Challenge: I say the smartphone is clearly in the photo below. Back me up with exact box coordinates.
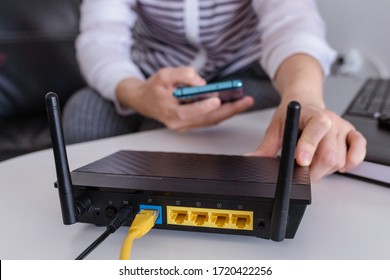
[173,80,244,104]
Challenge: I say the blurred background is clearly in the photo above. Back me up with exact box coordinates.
[0,0,389,161]
[318,0,390,78]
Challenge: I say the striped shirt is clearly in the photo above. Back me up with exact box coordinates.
[77,0,336,114]
[131,0,262,79]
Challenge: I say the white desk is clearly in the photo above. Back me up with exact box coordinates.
[1,77,389,260]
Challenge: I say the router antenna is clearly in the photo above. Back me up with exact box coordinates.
[270,101,301,241]
[45,92,77,225]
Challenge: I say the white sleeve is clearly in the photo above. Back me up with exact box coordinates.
[253,0,337,79]
[76,0,144,115]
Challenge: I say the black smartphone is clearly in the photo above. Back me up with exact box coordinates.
[173,80,244,104]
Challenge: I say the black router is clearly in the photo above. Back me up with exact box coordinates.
[46,92,311,241]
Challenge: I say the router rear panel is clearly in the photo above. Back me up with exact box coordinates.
[69,151,311,240]
[74,186,308,239]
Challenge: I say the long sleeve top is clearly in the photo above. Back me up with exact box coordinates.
[76,0,337,114]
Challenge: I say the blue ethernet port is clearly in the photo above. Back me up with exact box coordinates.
[139,205,163,224]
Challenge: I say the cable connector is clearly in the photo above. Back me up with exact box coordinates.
[107,207,133,233]
[75,206,133,260]
[120,209,159,260]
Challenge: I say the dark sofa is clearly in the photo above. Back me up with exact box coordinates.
[0,0,86,161]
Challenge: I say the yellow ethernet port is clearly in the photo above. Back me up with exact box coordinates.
[232,214,251,229]
[167,206,253,231]
[211,213,229,227]
[170,210,188,224]
[190,211,209,226]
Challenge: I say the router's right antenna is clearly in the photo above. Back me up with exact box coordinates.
[45,92,77,225]
[270,101,301,241]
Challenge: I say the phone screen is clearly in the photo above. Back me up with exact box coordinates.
[173,80,244,103]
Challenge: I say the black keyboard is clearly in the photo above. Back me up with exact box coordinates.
[346,79,390,118]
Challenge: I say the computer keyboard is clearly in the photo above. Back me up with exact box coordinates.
[346,79,390,118]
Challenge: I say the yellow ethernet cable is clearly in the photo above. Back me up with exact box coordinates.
[119,209,159,260]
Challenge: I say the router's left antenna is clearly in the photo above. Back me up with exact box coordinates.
[45,92,77,225]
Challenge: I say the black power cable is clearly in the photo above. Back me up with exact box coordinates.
[75,207,133,260]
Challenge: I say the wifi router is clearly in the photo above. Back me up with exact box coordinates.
[46,92,311,242]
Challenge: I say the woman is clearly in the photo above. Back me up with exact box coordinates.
[64,0,366,181]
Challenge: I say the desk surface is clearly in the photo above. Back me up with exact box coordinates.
[1,77,389,260]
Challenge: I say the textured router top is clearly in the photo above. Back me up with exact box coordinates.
[75,150,309,184]
[71,150,311,202]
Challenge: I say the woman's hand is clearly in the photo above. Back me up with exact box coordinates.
[248,54,366,182]
[250,99,367,182]
[116,66,254,131]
